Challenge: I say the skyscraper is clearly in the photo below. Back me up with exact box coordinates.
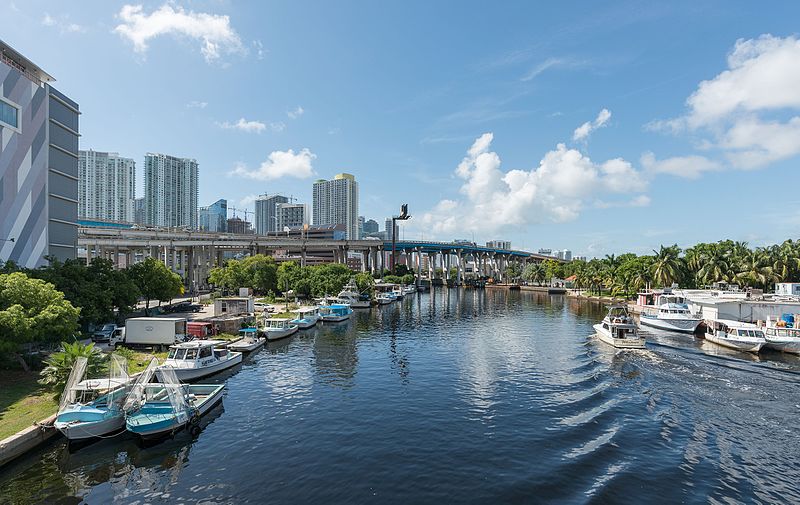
[134,198,145,225]
[363,219,379,234]
[385,218,394,241]
[0,39,79,267]
[312,173,359,240]
[276,202,307,231]
[79,150,135,223]
[199,199,227,232]
[254,194,288,235]
[358,216,365,239]
[144,153,198,229]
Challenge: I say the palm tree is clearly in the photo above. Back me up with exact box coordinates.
[651,245,682,287]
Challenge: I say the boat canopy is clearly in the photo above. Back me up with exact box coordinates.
[58,356,88,413]
[156,366,188,416]
[123,358,159,414]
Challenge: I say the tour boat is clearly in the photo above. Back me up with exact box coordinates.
[319,304,353,322]
[593,305,646,349]
[227,327,265,352]
[637,289,702,333]
[161,340,243,381]
[262,317,300,340]
[291,307,321,329]
[703,319,766,353]
[336,282,371,308]
[54,355,133,440]
[761,316,800,354]
[124,366,225,440]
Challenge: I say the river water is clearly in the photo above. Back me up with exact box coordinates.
[1,290,799,504]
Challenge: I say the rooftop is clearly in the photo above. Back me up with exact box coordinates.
[0,39,54,85]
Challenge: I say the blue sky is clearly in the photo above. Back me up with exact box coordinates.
[5,0,800,256]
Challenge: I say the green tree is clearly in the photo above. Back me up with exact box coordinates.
[127,257,183,314]
[354,272,375,296]
[0,272,80,371]
[522,262,546,285]
[651,245,683,287]
[505,262,522,282]
[38,341,105,393]
[309,263,354,297]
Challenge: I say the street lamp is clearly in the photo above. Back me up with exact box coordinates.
[390,204,411,274]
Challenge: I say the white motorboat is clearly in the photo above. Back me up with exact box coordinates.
[593,305,646,349]
[703,319,766,353]
[637,289,702,333]
[124,366,225,440]
[376,294,393,305]
[403,284,416,295]
[262,317,299,340]
[291,307,321,329]
[337,282,372,308]
[54,355,133,440]
[762,316,800,354]
[162,340,243,381]
[227,328,265,352]
[319,304,353,322]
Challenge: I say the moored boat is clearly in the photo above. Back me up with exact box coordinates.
[227,327,265,352]
[319,303,353,322]
[763,315,800,354]
[291,307,321,329]
[161,340,242,381]
[54,355,133,441]
[337,281,372,308]
[637,289,702,333]
[593,305,646,349]
[703,319,766,353]
[262,317,300,340]
[376,293,393,305]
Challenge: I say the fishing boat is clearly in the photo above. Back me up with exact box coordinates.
[124,366,225,440]
[162,340,242,381]
[227,327,265,352]
[637,289,702,333]
[54,355,132,440]
[262,317,300,340]
[337,281,371,308]
[593,305,646,349]
[763,315,800,354]
[319,303,353,322]
[291,307,321,329]
[703,319,766,353]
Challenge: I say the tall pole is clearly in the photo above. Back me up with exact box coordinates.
[391,217,397,274]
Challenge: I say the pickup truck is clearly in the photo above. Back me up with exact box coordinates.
[92,323,118,342]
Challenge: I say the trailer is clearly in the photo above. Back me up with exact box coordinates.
[114,317,188,348]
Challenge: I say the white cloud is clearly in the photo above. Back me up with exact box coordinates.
[650,34,800,171]
[186,100,208,109]
[573,108,611,141]
[521,57,587,82]
[231,149,317,181]
[217,118,266,133]
[417,134,647,236]
[42,13,85,33]
[270,122,286,132]
[238,194,259,207]
[252,40,265,60]
[287,106,304,119]
[641,152,722,179]
[114,4,244,63]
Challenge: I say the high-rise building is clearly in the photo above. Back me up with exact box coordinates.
[312,173,359,240]
[199,199,227,232]
[276,202,307,231]
[563,249,572,261]
[78,150,135,223]
[363,219,379,235]
[254,194,288,235]
[538,248,553,256]
[144,153,198,229]
[385,218,394,241]
[358,216,365,239]
[0,40,79,267]
[134,198,145,225]
[227,216,253,234]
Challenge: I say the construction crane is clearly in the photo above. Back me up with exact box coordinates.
[227,206,254,222]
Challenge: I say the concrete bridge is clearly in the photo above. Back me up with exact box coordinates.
[77,227,558,291]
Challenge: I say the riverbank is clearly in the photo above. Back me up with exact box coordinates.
[565,290,626,303]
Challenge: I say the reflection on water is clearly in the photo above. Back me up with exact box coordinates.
[1,289,800,504]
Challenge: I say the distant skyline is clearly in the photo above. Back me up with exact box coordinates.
[6,1,800,256]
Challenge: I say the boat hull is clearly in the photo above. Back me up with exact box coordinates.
[704,333,764,353]
[126,385,225,440]
[764,337,800,354]
[227,339,265,352]
[55,413,125,440]
[265,326,299,341]
[292,318,319,329]
[593,324,646,349]
[321,315,350,322]
[640,316,701,333]
[167,353,243,382]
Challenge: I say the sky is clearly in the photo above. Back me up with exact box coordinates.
[5,0,800,257]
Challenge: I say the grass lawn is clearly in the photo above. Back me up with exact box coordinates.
[0,371,59,441]
[121,350,168,374]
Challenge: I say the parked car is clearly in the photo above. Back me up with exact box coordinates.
[92,323,118,342]
[167,301,202,313]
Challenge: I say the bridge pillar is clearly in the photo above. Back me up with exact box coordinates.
[444,252,451,285]
[415,248,422,286]
[456,249,463,286]
[428,252,435,282]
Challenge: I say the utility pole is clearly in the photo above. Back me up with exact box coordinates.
[390,204,411,274]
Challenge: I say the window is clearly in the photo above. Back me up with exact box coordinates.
[0,98,19,130]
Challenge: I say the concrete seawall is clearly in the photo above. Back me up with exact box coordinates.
[0,414,59,468]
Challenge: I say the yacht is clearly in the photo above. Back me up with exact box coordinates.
[124,366,225,440]
[593,305,646,349]
[762,316,800,354]
[227,327,265,353]
[403,284,416,295]
[54,355,132,440]
[319,304,353,322]
[337,282,371,308]
[262,317,300,340]
[637,289,702,333]
[291,307,321,329]
[703,319,766,353]
[162,340,242,381]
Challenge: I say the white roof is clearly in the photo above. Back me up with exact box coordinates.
[294,307,318,313]
[170,339,226,348]
[71,377,130,391]
[707,318,760,329]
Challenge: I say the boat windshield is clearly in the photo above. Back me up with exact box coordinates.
[168,348,187,360]
[737,329,762,338]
